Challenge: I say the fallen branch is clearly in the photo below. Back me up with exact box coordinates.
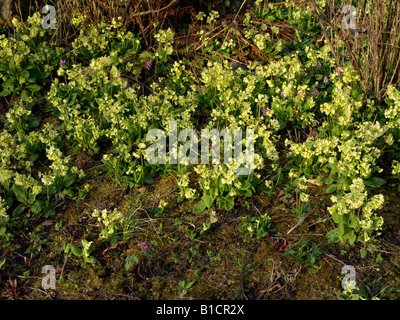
[130,0,179,18]
[285,205,318,236]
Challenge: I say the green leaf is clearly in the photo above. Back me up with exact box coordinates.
[342,229,356,246]
[193,200,207,213]
[283,249,295,257]
[348,211,358,228]
[218,197,226,210]
[125,255,139,271]
[21,90,29,102]
[241,181,252,190]
[3,78,13,89]
[0,90,10,97]
[384,98,393,105]
[31,201,42,214]
[331,211,341,224]
[348,232,357,246]
[63,175,76,188]
[325,184,337,194]
[5,197,13,208]
[203,195,214,209]
[225,196,235,211]
[326,229,340,243]
[143,176,156,185]
[64,189,75,197]
[365,177,386,188]
[28,116,41,128]
[12,204,26,216]
[360,248,368,259]
[21,70,30,81]
[351,88,359,99]
[338,222,345,235]
[12,185,28,204]
[28,192,37,205]
[27,84,41,92]
[85,256,98,264]
[69,244,83,257]
[322,176,334,185]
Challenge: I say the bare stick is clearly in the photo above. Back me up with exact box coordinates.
[130,0,179,18]
[308,0,341,68]
[285,205,318,236]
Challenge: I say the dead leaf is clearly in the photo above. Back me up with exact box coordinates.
[307,179,321,186]
[102,241,123,256]
[41,220,53,227]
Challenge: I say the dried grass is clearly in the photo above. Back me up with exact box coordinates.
[309,0,400,103]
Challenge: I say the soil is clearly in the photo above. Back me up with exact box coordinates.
[1,171,399,300]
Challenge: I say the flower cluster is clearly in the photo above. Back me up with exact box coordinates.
[1,8,396,253]
[154,28,174,62]
[92,208,124,242]
[328,178,384,244]
[0,12,61,100]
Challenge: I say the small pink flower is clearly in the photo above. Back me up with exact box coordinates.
[198,87,204,94]
[312,88,318,96]
[262,107,267,116]
[138,242,150,253]
[335,67,343,78]
[59,59,66,67]
[316,61,322,69]
[145,60,152,70]
[280,89,285,97]
[324,76,328,83]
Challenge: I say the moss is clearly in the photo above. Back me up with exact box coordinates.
[2,165,399,300]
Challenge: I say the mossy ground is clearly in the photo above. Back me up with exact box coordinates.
[1,166,399,300]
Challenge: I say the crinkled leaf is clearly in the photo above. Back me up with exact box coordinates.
[326,229,340,243]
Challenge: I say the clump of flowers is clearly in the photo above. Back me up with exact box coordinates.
[154,28,175,63]
[327,178,384,245]
[92,208,124,244]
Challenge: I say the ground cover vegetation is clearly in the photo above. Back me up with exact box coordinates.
[0,0,399,300]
